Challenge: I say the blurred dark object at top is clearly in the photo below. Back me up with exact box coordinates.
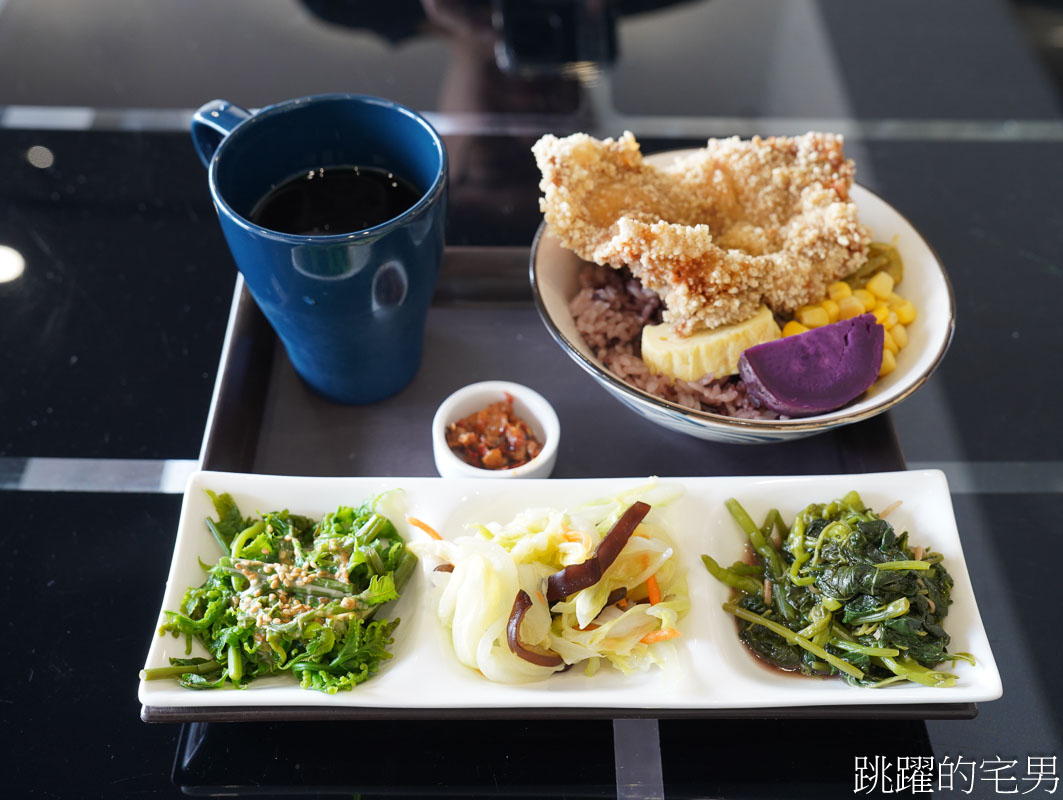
[299,0,702,76]
[1011,0,1063,106]
[299,0,429,43]
[492,0,618,77]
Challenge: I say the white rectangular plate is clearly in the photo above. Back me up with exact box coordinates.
[139,469,1000,712]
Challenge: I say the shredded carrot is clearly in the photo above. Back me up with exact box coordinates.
[577,623,601,632]
[562,528,593,551]
[646,574,662,605]
[640,627,681,645]
[536,590,545,604]
[616,598,629,610]
[407,516,442,540]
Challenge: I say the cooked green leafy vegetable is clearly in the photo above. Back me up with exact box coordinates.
[142,490,416,693]
[704,492,970,688]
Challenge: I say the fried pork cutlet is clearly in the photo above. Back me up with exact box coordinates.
[532,131,870,335]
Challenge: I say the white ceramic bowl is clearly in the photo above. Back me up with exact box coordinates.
[432,381,561,478]
[530,149,955,444]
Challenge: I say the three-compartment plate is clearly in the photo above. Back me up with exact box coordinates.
[139,469,1000,718]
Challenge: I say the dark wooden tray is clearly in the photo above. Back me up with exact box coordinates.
[142,247,976,722]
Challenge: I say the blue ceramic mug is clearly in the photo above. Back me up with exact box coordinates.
[191,94,447,404]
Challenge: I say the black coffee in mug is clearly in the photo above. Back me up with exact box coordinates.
[191,94,447,404]
[249,165,421,235]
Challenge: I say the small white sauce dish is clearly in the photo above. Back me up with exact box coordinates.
[432,381,560,479]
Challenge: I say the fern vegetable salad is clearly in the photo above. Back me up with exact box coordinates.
[409,483,689,683]
[142,490,416,693]
[702,492,973,688]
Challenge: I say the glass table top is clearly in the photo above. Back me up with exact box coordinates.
[1,0,1060,796]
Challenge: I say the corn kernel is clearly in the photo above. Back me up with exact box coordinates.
[871,302,890,325]
[891,323,908,349]
[828,281,852,301]
[894,299,917,325]
[866,271,895,299]
[879,348,896,377]
[797,306,830,328]
[887,292,905,308]
[883,310,898,330]
[782,320,808,337]
[820,298,840,323]
[853,288,876,312]
[883,329,899,355]
[838,295,865,320]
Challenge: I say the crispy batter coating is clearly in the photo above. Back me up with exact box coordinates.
[532,131,870,334]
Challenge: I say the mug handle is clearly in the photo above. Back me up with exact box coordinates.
[191,100,251,167]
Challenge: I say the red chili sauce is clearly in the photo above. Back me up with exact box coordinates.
[446,394,543,470]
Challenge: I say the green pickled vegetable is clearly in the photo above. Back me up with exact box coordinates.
[703,493,968,688]
[847,241,904,288]
[145,491,415,693]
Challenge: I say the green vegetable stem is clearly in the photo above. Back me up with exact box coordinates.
[724,498,796,621]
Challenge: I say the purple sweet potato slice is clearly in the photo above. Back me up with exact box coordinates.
[738,314,884,417]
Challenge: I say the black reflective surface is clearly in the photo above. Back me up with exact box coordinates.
[2,0,1062,797]
[0,130,233,459]
[174,719,618,797]
[1,492,185,794]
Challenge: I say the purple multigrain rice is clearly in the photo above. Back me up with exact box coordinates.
[569,264,781,420]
